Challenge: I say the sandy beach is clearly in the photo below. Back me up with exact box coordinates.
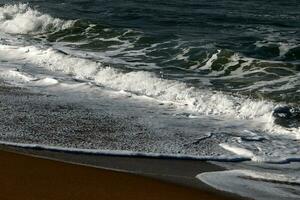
[0,81,250,200]
[0,149,247,200]
[0,1,299,199]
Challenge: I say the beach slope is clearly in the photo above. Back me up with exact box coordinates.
[0,150,241,200]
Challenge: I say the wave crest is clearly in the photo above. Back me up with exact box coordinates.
[0,44,275,122]
[0,3,74,34]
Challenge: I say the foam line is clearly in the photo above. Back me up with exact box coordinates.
[0,44,275,122]
[0,141,249,162]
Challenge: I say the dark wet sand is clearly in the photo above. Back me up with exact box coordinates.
[0,83,249,200]
[0,149,247,200]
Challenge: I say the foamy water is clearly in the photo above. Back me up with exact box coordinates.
[0,44,276,120]
[197,169,300,200]
[0,2,299,199]
[0,4,74,34]
[0,2,298,158]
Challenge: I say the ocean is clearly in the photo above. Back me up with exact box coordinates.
[0,0,299,199]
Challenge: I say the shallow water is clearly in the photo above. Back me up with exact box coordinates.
[0,1,299,199]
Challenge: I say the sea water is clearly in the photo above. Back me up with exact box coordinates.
[0,1,299,199]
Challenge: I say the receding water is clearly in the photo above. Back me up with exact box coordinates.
[0,1,299,199]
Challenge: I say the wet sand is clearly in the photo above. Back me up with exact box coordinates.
[0,149,246,200]
[0,83,249,200]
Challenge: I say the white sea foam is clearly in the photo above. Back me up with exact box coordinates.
[34,77,59,86]
[220,138,300,164]
[219,143,255,160]
[0,69,34,83]
[0,44,275,121]
[197,169,300,200]
[0,4,74,34]
[193,50,221,70]
[0,7,299,195]
[0,43,299,139]
[0,141,248,162]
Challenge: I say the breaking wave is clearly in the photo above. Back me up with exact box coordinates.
[0,3,299,138]
[0,3,74,34]
[4,43,300,142]
[0,44,275,121]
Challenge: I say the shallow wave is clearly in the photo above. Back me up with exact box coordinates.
[0,44,276,122]
[0,3,74,34]
[0,141,248,162]
[0,3,299,200]
[1,3,298,105]
[0,2,299,162]
[2,43,300,140]
[220,141,300,163]
[197,169,300,200]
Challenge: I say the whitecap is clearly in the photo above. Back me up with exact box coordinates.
[0,4,74,34]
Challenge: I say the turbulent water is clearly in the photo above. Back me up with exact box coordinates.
[0,1,299,199]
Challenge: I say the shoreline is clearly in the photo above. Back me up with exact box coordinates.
[0,83,250,199]
[0,144,223,190]
[0,147,248,200]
